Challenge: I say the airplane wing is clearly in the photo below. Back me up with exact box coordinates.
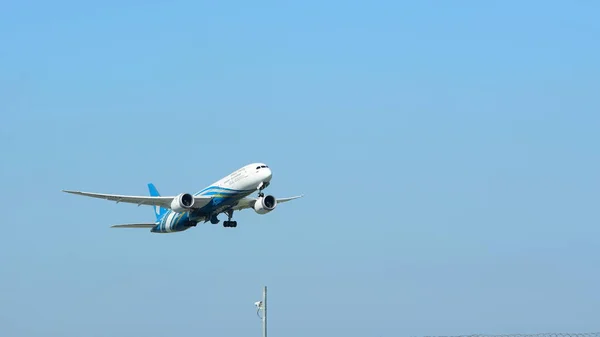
[62,190,213,209]
[231,195,304,211]
[276,195,304,203]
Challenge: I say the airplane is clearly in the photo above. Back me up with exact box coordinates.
[62,163,303,233]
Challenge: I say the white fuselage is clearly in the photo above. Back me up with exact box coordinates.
[207,163,273,193]
[151,163,272,233]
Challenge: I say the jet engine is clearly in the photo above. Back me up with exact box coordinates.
[170,193,194,213]
[254,195,277,214]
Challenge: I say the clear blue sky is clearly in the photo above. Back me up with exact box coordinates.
[1,1,599,336]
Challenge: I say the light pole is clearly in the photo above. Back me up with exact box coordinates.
[254,286,267,337]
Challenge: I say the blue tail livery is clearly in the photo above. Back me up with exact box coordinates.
[147,183,168,221]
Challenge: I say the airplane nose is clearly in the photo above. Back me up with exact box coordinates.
[264,168,272,182]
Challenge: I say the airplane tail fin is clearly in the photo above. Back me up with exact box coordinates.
[148,183,168,221]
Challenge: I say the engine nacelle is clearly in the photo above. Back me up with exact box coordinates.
[254,195,277,214]
[170,193,194,213]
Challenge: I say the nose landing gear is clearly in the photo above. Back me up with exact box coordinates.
[257,181,270,198]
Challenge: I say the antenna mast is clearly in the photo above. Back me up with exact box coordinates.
[255,286,267,337]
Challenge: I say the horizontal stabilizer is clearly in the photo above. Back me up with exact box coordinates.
[111,223,156,229]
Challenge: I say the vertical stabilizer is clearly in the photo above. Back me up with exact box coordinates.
[148,183,168,221]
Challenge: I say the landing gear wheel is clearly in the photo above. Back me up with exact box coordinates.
[223,221,237,228]
[223,210,237,227]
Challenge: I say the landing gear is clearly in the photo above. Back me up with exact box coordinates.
[223,221,237,228]
[223,209,237,228]
[257,181,269,198]
[210,214,220,224]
